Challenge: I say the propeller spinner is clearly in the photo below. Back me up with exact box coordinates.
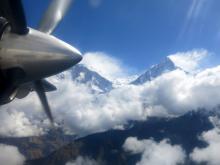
[0,0,82,125]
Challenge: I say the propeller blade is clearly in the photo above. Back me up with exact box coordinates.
[41,79,57,92]
[38,0,73,34]
[34,80,54,124]
[0,0,28,34]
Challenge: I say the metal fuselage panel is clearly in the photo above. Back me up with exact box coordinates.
[0,28,82,84]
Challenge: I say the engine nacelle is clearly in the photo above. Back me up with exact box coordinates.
[15,84,31,99]
[0,85,18,105]
[0,67,27,105]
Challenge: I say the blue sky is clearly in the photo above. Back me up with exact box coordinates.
[23,0,220,72]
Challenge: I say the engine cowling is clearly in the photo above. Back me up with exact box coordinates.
[0,84,18,105]
[0,67,26,105]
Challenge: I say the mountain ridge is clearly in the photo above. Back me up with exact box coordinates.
[131,57,178,85]
[59,56,182,89]
[26,110,215,165]
[56,64,113,93]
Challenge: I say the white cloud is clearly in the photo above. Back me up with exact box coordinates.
[190,117,220,165]
[49,78,146,135]
[3,64,220,137]
[169,49,209,72]
[51,65,220,135]
[0,144,25,165]
[123,137,145,154]
[123,137,186,165]
[1,50,220,137]
[81,52,132,81]
[66,156,98,165]
[0,108,43,137]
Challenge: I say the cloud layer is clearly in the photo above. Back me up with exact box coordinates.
[49,64,220,136]
[81,52,132,81]
[123,137,186,165]
[190,116,220,165]
[169,49,209,72]
[0,144,25,165]
[1,50,220,137]
[0,108,43,137]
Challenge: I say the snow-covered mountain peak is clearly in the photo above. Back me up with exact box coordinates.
[55,57,179,90]
[54,56,182,91]
[131,57,177,85]
[56,64,113,93]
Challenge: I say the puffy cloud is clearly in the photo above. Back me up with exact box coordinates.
[0,144,25,165]
[123,137,186,165]
[48,77,146,135]
[66,156,98,165]
[3,64,220,137]
[0,89,52,137]
[2,50,220,137]
[50,66,220,135]
[0,108,43,137]
[123,137,145,154]
[169,49,209,72]
[190,117,220,165]
[142,66,220,115]
[81,52,132,81]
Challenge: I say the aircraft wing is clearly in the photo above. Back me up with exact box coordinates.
[0,0,28,34]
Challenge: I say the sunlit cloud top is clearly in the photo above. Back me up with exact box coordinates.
[169,49,210,73]
[81,52,135,81]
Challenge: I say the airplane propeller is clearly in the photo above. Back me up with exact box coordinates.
[38,0,73,34]
[1,0,74,125]
[34,0,73,124]
[34,80,54,124]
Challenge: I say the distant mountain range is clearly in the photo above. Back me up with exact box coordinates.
[26,110,215,165]
[57,56,180,90]
[1,57,212,165]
